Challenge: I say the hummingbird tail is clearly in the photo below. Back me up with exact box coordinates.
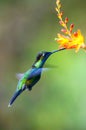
[8,90,22,107]
[8,85,26,107]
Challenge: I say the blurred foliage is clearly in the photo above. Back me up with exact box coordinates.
[0,0,86,130]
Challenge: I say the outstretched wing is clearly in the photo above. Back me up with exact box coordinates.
[16,73,24,80]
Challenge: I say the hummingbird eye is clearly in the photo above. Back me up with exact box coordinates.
[36,52,43,60]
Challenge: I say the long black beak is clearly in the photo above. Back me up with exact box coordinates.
[8,90,23,107]
[51,48,66,54]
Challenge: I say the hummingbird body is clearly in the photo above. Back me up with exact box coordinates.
[8,48,65,107]
[8,51,52,107]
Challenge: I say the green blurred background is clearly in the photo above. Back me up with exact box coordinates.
[0,0,86,130]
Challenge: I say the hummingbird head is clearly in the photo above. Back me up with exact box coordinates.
[32,51,52,68]
[32,48,65,68]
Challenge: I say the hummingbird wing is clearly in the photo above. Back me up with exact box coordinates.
[16,73,24,80]
[16,68,49,80]
[27,68,49,79]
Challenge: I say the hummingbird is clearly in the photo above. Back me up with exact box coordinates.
[8,48,65,107]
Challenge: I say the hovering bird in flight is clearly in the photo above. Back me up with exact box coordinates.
[8,48,65,107]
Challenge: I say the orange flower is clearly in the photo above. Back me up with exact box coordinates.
[55,0,86,52]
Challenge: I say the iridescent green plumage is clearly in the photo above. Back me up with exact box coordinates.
[8,48,65,107]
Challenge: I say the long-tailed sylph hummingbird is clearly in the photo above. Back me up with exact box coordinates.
[8,48,65,107]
